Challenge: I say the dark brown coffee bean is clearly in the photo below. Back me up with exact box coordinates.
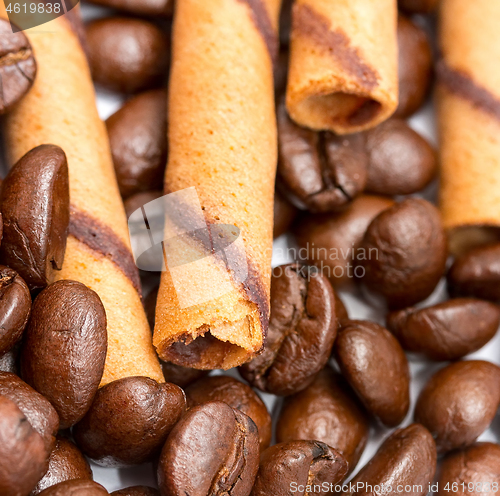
[21,280,107,429]
[161,362,209,388]
[276,367,369,472]
[0,19,37,114]
[334,320,410,427]
[38,480,109,495]
[415,360,500,453]
[106,90,167,198]
[31,436,92,495]
[395,16,433,118]
[448,243,500,302]
[360,198,448,309]
[74,376,186,467]
[294,195,394,287]
[158,401,260,496]
[273,190,297,238]
[85,0,172,17]
[0,395,49,496]
[0,372,59,453]
[124,191,163,219]
[0,145,70,292]
[341,424,436,496]
[398,0,438,14]
[86,18,169,94]
[186,375,272,451]
[111,487,159,496]
[0,266,31,355]
[387,298,500,361]
[364,119,437,195]
[437,443,500,496]
[277,101,368,213]
[250,441,348,496]
[239,263,337,396]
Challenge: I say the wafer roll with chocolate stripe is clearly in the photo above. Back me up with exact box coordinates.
[437,0,500,255]
[0,5,164,385]
[153,0,280,370]
[285,0,398,134]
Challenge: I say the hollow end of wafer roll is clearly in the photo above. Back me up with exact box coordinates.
[154,250,268,370]
[285,0,398,134]
[157,326,258,370]
[287,85,385,134]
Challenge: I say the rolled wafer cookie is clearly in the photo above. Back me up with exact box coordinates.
[437,0,500,256]
[285,0,398,134]
[0,5,164,385]
[153,0,280,369]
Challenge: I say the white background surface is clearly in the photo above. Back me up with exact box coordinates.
[77,4,500,493]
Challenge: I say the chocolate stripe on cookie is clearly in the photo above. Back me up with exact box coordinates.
[237,0,278,64]
[437,60,500,121]
[69,206,141,294]
[293,3,379,91]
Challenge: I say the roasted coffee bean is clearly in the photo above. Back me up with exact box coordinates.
[395,16,433,118]
[448,243,500,302]
[0,266,31,355]
[360,198,448,309]
[107,90,167,198]
[21,280,107,429]
[250,441,348,496]
[85,0,172,17]
[341,424,436,496]
[334,320,410,427]
[294,195,394,287]
[437,443,500,496]
[0,19,37,114]
[387,298,500,361]
[0,145,70,292]
[31,436,92,495]
[158,401,260,496]
[276,367,369,472]
[273,190,297,238]
[86,18,169,94]
[74,376,186,467]
[239,263,337,396]
[111,487,159,496]
[38,480,109,495]
[415,360,500,453]
[186,375,272,451]
[398,0,438,14]
[0,395,49,496]
[161,362,209,388]
[364,119,437,195]
[124,191,163,219]
[277,101,368,213]
[0,371,59,453]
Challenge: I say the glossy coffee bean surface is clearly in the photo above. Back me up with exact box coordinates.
[240,263,337,396]
[21,280,107,429]
[158,401,260,496]
[415,360,500,453]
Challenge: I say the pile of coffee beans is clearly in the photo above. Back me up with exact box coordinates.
[0,1,499,495]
